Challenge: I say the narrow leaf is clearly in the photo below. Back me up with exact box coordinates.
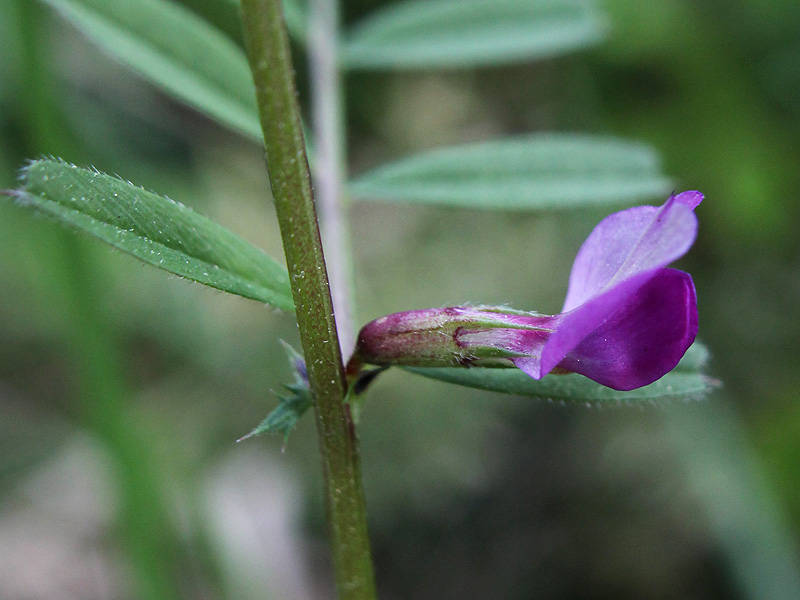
[349,134,672,210]
[8,159,294,310]
[406,343,718,404]
[41,0,262,140]
[342,0,607,70]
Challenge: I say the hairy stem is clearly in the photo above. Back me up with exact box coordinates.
[309,0,356,356]
[239,1,377,598]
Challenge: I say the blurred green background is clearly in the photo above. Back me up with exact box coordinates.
[1,0,799,599]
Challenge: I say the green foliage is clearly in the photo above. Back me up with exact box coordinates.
[349,134,670,209]
[40,0,262,140]
[7,159,294,309]
[406,343,716,403]
[342,0,607,69]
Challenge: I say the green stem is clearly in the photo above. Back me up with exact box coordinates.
[238,1,377,599]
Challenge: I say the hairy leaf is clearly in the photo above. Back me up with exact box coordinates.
[406,343,717,403]
[349,134,671,210]
[342,0,607,69]
[41,0,262,140]
[8,160,293,310]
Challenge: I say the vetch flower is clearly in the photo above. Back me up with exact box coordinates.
[350,191,702,391]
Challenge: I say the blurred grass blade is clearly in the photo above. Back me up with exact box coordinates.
[40,0,262,140]
[406,343,717,403]
[9,159,294,310]
[342,0,607,70]
[349,134,672,210]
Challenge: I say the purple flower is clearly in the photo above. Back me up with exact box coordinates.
[351,192,702,391]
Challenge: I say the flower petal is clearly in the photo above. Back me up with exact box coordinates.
[511,355,545,380]
[461,325,551,357]
[673,190,703,210]
[535,270,655,378]
[562,191,702,311]
[549,268,698,390]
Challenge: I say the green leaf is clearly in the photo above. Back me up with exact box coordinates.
[8,159,294,310]
[349,134,672,210]
[40,0,262,141]
[406,343,718,404]
[342,0,607,70]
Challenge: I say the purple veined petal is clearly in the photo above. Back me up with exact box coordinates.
[539,268,698,390]
[511,356,545,380]
[460,324,553,356]
[508,318,563,379]
[562,192,703,312]
[511,314,567,379]
[522,270,658,380]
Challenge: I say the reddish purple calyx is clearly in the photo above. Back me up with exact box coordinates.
[351,192,702,391]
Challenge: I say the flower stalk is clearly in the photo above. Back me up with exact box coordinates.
[238,1,376,598]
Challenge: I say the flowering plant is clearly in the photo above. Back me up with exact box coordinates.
[350,191,702,391]
[1,0,724,595]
